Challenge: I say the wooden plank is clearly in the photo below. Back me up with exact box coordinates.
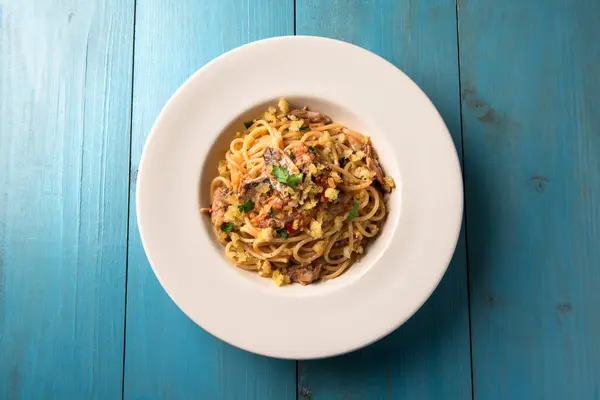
[458,0,600,398]
[296,1,472,399]
[0,1,133,398]
[123,1,295,398]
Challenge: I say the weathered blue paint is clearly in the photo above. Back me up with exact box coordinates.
[0,1,134,398]
[459,0,600,398]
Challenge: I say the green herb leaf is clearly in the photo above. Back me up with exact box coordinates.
[271,165,304,189]
[237,200,254,213]
[244,121,253,129]
[300,126,310,131]
[220,223,234,233]
[339,157,349,168]
[272,165,290,183]
[286,173,304,189]
[289,151,295,161]
[347,202,360,221]
[308,146,317,155]
[276,228,289,239]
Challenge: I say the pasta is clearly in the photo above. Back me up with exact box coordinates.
[201,99,395,286]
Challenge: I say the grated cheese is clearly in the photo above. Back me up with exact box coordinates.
[278,98,289,113]
[257,227,274,242]
[309,220,323,238]
[272,270,291,286]
[289,120,304,132]
[384,176,396,188]
[324,188,339,201]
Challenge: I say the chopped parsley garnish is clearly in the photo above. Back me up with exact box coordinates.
[300,126,310,131]
[237,200,254,213]
[286,173,304,189]
[347,202,360,221]
[244,121,253,129]
[271,165,304,189]
[276,228,289,239]
[289,151,295,161]
[339,157,349,168]
[308,146,317,155]
[220,223,234,233]
[272,165,289,183]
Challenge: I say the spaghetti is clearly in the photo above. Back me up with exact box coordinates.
[201,99,395,286]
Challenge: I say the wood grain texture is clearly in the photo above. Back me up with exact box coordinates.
[296,1,472,399]
[124,1,295,399]
[458,0,600,398]
[0,1,133,398]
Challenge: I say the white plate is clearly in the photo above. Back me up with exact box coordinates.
[137,36,463,359]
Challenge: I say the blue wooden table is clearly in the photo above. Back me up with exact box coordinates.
[1,1,599,399]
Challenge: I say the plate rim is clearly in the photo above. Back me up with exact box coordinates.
[136,35,464,359]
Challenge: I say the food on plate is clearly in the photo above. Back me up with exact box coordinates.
[201,99,395,286]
